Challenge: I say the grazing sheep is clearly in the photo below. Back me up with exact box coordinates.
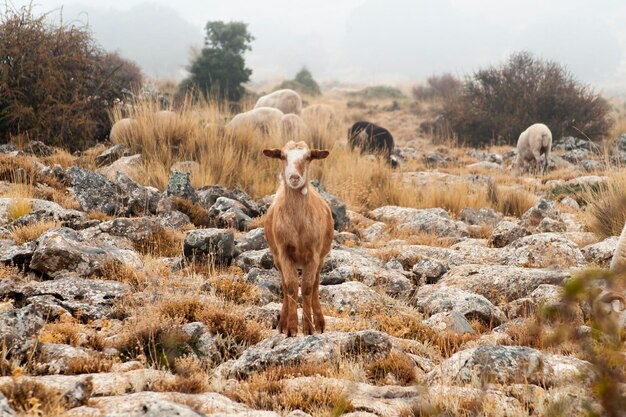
[280,114,309,140]
[263,141,333,336]
[301,104,339,130]
[255,89,302,115]
[515,123,552,175]
[109,118,139,143]
[227,107,284,135]
[348,121,394,159]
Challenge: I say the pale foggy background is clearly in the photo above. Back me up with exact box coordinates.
[10,0,626,92]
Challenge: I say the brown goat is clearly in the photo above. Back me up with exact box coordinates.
[263,141,334,336]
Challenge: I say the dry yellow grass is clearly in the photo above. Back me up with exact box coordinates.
[224,367,353,416]
[7,198,32,220]
[582,168,626,238]
[10,220,60,244]
[487,180,537,217]
[0,264,18,279]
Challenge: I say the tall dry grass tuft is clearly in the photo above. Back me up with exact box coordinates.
[109,93,428,212]
[487,180,537,217]
[582,169,626,238]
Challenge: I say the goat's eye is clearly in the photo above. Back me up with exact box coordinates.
[305,155,312,161]
[280,154,286,161]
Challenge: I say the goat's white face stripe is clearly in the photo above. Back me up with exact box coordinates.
[284,148,308,189]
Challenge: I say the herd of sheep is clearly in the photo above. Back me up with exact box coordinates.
[110,88,552,174]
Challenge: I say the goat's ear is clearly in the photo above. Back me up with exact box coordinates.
[263,148,282,159]
[310,149,330,160]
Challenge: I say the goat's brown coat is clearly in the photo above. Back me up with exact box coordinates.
[263,141,333,336]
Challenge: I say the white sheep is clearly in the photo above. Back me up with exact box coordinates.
[515,123,552,175]
[301,103,340,131]
[109,118,139,143]
[255,89,302,115]
[280,114,309,140]
[226,107,284,135]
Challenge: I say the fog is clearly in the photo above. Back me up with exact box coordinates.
[10,0,626,92]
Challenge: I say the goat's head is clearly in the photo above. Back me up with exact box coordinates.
[263,141,329,193]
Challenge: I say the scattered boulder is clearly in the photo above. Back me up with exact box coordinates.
[244,268,281,303]
[0,276,130,321]
[459,207,502,227]
[208,197,253,231]
[95,144,128,167]
[67,167,122,215]
[423,311,475,335]
[582,237,618,267]
[29,228,142,277]
[370,206,468,238]
[183,228,234,265]
[23,140,53,157]
[165,171,197,203]
[0,304,45,356]
[197,185,262,217]
[521,198,561,229]
[236,249,274,272]
[115,172,160,216]
[428,345,591,386]
[437,264,569,303]
[216,331,391,378]
[411,258,447,285]
[501,233,585,268]
[488,221,531,248]
[311,180,348,231]
[413,285,506,325]
[99,154,143,180]
[319,281,386,315]
[0,198,84,227]
[235,228,268,253]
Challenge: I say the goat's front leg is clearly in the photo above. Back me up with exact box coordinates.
[301,262,318,335]
[312,263,325,333]
[277,258,299,337]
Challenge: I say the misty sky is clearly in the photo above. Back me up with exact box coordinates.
[9,0,626,92]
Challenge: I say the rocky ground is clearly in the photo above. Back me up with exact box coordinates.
[0,133,625,417]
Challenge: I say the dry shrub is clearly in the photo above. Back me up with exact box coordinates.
[412,73,462,102]
[171,197,210,227]
[38,320,83,347]
[0,6,142,149]
[7,198,32,220]
[149,355,209,394]
[226,367,353,415]
[115,316,191,368]
[134,226,184,258]
[443,51,612,146]
[0,379,68,416]
[487,180,536,217]
[86,211,114,222]
[97,261,147,291]
[154,294,263,360]
[582,171,626,238]
[0,265,18,279]
[65,354,113,375]
[0,154,38,183]
[10,220,60,244]
[365,351,417,386]
[208,274,260,305]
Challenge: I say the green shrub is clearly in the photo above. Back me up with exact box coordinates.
[0,5,142,150]
[442,51,613,147]
[275,67,321,96]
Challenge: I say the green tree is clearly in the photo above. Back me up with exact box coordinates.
[275,67,321,96]
[181,21,253,102]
